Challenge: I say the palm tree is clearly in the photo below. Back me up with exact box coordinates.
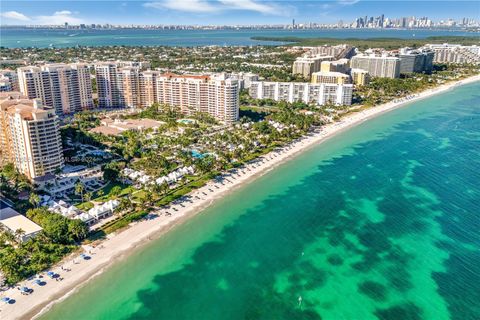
[29,193,41,208]
[117,197,132,214]
[84,192,93,202]
[96,189,104,198]
[75,181,85,201]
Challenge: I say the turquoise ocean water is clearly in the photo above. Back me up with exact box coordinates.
[41,82,480,320]
[0,28,476,48]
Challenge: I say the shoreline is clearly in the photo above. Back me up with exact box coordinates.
[3,74,479,320]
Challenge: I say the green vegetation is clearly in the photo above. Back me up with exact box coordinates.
[0,208,88,285]
[355,63,480,106]
[0,163,33,213]
[250,36,480,50]
[101,211,148,234]
[0,45,300,82]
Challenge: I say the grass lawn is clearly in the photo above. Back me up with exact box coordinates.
[93,182,134,201]
[76,201,94,211]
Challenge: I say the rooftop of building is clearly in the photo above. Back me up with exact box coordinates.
[350,68,369,74]
[312,71,350,77]
[352,54,400,60]
[161,72,210,81]
[0,207,43,237]
[0,94,55,120]
[295,55,334,61]
[90,118,166,136]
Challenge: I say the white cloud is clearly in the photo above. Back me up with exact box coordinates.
[218,0,275,14]
[320,0,360,16]
[35,10,85,25]
[144,0,219,13]
[0,11,30,21]
[54,10,73,15]
[337,0,360,5]
[144,0,292,16]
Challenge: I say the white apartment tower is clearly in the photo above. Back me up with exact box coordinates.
[249,81,353,106]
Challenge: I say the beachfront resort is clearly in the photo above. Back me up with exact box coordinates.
[1,38,480,316]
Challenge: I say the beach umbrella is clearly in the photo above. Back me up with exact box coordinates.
[47,271,55,277]
[1,297,10,303]
[21,287,30,293]
[32,279,42,285]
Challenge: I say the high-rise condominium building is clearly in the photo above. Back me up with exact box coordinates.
[17,63,93,115]
[292,55,334,78]
[212,72,259,90]
[95,62,123,108]
[350,69,370,86]
[423,44,480,64]
[0,92,64,180]
[0,70,20,92]
[249,81,353,106]
[320,59,350,74]
[311,71,351,85]
[118,67,141,108]
[139,71,160,108]
[95,63,240,124]
[399,48,434,73]
[156,73,239,124]
[306,45,355,59]
[350,55,401,78]
[0,75,13,92]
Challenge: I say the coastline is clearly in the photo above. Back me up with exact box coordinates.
[3,74,479,320]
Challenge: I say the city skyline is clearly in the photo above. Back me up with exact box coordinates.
[1,1,479,26]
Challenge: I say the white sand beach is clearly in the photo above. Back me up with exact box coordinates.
[2,74,479,320]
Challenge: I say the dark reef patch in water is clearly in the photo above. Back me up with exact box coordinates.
[375,303,423,320]
[358,280,388,302]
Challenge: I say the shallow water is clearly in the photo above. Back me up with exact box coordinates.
[41,82,480,320]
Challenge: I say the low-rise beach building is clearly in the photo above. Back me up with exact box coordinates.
[0,207,43,242]
[90,118,166,136]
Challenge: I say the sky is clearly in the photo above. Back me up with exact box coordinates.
[0,0,479,25]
